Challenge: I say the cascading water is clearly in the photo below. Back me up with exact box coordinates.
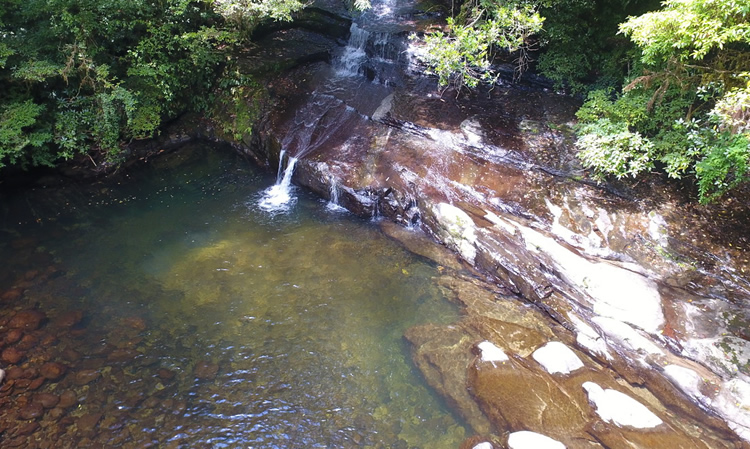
[326,179,347,212]
[257,0,408,214]
[258,153,298,213]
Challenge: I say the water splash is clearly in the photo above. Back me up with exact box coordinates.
[326,179,348,213]
[335,24,370,77]
[258,156,298,213]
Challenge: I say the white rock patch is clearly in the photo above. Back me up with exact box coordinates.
[508,431,566,449]
[664,364,704,401]
[482,211,664,333]
[432,203,478,263]
[591,316,663,356]
[532,342,584,375]
[472,442,493,449]
[582,382,663,428]
[569,315,612,360]
[478,341,509,367]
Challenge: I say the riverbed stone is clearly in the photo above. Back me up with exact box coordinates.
[54,310,84,329]
[17,421,40,436]
[8,310,46,331]
[582,382,662,429]
[74,369,101,385]
[33,392,60,409]
[27,377,45,390]
[194,360,219,380]
[1,287,24,302]
[404,322,492,434]
[40,362,67,380]
[5,329,24,344]
[16,333,38,350]
[19,402,44,420]
[77,412,103,432]
[2,347,25,364]
[58,390,77,408]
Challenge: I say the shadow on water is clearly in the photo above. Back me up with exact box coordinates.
[0,144,466,448]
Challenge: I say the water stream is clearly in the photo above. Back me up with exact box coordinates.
[0,144,467,448]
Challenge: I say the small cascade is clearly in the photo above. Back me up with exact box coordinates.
[335,24,370,77]
[326,179,347,212]
[258,156,299,213]
[334,23,403,83]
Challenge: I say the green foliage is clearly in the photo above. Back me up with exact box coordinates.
[0,0,302,172]
[415,0,544,89]
[620,0,750,65]
[213,0,306,40]
[0,100,53,168]
[574,0,750,203]
[536,0,660,94]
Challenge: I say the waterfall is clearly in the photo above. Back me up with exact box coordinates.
[335,24,370,77]
[258,156,298,213]
[326,179,347,212]
[255,0,405,215]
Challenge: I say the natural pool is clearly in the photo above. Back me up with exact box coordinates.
[0,144,466,448]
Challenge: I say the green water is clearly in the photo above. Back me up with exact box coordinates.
[1,144,466,448]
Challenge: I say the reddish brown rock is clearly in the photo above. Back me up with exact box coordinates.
[6,367,24,380]
[8,310,46,331]
[61,348,82,362]
[58,390,77,409]
[48,407,65,421]
[39,362,67,381]
[14,379,31,388]
[69,328,87,338]
[122,316,147,331]
[77,412,102,432]
[74,369,101,386]
[4,329,24,345]
[107,348,138,363]
[194,360,219,380]
[39,333,57,346]
[6,436,28,448]
[27,377,45,390]
[16,333,38,351]
[2,347,25,364]
[54,310,84,329]
[33,392,60,409]
[19,402,44,420]
[1,287,24,302]
[157,368,176,380]
[17,420,40,436]
[23,270,39,281]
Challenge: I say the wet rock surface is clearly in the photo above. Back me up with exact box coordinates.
[1,0,749,446]
[231,0,750,444]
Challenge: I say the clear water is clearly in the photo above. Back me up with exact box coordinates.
[1,144,466,448]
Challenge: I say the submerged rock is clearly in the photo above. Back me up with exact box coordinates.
[40,362,67,380]
[8,309,46,331]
